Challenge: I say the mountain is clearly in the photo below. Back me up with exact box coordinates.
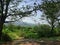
[4,21,36,27]
[13,21,36,27]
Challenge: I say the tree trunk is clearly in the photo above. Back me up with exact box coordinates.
[0,22,4,41]
[0,16,5,41]
[51,21,54,36]
[51,23,54,30]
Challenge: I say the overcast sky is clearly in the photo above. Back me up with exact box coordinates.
[21,0,48,24]
[6,0,48,24]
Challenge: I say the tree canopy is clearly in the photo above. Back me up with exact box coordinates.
[40,0,60,32]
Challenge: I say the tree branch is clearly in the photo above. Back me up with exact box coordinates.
[0,0,4,17]
[4,16,22,23]
[5,21,15,23]
[7,7,40,17]
[5,0,11,17]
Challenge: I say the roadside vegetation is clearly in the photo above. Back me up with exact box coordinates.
[1,24,60,42]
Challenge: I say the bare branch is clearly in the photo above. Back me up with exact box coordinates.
[5,16,22,23]
[5,21,15,23]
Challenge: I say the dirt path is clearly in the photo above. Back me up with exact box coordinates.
[0,39,60,45]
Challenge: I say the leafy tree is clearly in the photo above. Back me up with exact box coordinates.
[40,0,60,34]
[0,0,38,40]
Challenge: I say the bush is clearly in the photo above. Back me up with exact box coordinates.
[23,30,38,39]
[3,24,60,41]
[34,24,51,37]
[2,29,20,40]
[53,28,60,36]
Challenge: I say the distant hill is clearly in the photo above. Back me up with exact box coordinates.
[13,21,36,27]
[4,21,36,27]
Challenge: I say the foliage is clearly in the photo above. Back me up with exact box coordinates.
[33,24,51,37]
[41,0,60,32]
[2,24,60,41]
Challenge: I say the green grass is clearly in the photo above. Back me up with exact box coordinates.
[2,24,60,42]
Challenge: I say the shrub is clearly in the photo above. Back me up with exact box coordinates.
[34,24,51,37]
[23,31,38,39]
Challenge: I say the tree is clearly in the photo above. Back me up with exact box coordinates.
[40,0,60,34]
[0,0,38,40]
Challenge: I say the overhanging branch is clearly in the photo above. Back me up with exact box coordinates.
[5,21,15,23]
[5,16,22,23]
[7,7,40,17]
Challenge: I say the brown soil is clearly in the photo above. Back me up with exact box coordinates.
[0,39,60,45]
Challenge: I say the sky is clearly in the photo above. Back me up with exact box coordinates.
[20,0,48,24]
[6,0,48,25]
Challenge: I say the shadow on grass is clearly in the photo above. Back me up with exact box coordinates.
[1,33,12,42]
